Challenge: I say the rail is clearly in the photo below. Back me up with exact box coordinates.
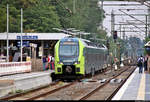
[79,66,136,100]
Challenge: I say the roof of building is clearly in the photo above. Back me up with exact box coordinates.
[0,33,70,40]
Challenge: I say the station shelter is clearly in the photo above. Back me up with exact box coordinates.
[0,33,70,71]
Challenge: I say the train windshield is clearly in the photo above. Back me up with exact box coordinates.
[59,42,79,57]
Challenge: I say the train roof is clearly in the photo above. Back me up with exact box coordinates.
[60,37,79,42]
[145,41,150,47]
[60,37,107,50]
[79,38,107,50]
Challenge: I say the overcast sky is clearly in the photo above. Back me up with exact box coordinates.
[99,1,149,40]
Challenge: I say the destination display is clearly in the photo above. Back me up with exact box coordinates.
[62,41,77,45]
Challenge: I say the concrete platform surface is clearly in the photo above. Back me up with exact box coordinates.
[112,68,150,100]
[0,70,54,98]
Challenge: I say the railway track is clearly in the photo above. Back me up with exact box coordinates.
[0,65,135,100]
[0,80,75,100]
[0,65,111,100]
[78,66,136,100]
[106,68,135,100]
[26,82,76,100]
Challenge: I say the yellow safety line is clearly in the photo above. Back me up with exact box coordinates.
[137,73,145,100]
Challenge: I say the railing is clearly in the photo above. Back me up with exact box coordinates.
[0,61,31,76]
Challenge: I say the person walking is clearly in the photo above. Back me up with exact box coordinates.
[42,56,47,71]
[137,55,144,73]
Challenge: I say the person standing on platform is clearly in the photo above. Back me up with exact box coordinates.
[137,55,144,73]
[48,54,52,70]
[51,56,55,70]
[42,56,47,71]
[147,56,150,74]
[109,53,114,72]
[144,56,148,73]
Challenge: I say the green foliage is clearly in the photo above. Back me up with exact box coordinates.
[117,38,126,55]
[52,0,104,33]
[15,89,23,93]
[24,0,61,32]
[8,89,23,95]
[144,37,150,43]
[107,36,127,61]
[0,0,61,33]
[0,0,38,32]
[96,29,107,41]
[108,37,117,57]
[0,7,6,32]
[0,0,104,37]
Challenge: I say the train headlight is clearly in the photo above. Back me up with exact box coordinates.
[74,61,80,64]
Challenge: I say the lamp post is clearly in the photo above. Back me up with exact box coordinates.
[6,4,9,62]
[21,8,23,62]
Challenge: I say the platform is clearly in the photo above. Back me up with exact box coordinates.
[112,67,150,100]
[0,70,54,98]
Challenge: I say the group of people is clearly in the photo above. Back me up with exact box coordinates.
[42,54,55,71]
[137,55,149,73]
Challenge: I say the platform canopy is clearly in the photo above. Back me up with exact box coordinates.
[0,33,71,40]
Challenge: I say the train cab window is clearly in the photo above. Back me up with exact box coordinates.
[83,48,86,56]
[59,42,79,57]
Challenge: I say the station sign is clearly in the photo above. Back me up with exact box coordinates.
[17,35,38,40]
[17,41,30,47]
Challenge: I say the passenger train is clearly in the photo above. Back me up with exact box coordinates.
[52,37,108,80]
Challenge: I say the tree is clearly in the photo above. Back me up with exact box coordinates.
[0,0,38,32]
[0,0,61,33]
[52,0,104,34]
[0,0,105,35]
[24,0,61,32]
[0,7,6,32]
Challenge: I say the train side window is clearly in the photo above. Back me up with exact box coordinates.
[83,48,86,56]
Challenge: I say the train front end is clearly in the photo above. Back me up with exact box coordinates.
[54,38,85,79]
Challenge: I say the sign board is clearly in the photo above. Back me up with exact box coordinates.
[17,41,30,47]
[17,35,38,40]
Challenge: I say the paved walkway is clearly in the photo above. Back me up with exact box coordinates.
[0,70,54,97]
[112,68,150,100]
[0,70,54,80]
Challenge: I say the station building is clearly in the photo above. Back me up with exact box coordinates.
[0,33,70,71]
[0,33,70,58]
